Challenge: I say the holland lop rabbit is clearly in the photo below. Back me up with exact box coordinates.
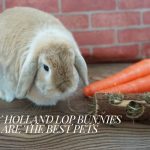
[0,7,88,106]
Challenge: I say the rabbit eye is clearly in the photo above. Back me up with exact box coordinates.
[43,64,49,72]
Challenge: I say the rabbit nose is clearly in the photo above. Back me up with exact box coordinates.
[57,81,71,92]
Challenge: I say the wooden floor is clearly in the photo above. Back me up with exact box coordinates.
[0,63,150,150]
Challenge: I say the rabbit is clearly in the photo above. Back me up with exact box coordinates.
[0,7,88,106]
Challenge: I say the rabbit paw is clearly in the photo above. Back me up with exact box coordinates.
[0,91,14,102]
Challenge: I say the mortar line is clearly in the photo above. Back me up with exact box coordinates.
[2,0,5,11]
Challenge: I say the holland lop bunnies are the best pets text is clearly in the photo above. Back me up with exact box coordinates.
[0,7,88,106]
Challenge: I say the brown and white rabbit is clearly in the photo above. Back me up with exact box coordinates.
[0,7,88,106]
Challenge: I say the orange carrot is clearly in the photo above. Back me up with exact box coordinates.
[84,59,150,96]
[100,74,150,94]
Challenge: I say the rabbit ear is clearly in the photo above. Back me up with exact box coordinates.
[75,53,89,86]
[16,55,38,99]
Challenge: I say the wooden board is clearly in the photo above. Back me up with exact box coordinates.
[0,63,149,150]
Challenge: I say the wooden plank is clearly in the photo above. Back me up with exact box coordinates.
[0,63,149,149]
[0,123,149,150]
[93,93,150,122]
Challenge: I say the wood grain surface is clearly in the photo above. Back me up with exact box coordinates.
[0,63,149,150]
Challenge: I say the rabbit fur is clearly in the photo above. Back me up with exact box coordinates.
[0,7,88,106]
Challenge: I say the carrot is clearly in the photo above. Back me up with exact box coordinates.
[84,59,150,96]
[100,74,150,94]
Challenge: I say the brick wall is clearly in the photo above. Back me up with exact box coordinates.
[0,0,150,63]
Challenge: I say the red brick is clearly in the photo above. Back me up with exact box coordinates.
[92,12,140,27]
[119,28,150,43]
[56,15,88,30]
[119,0,150,9]
[142,43,150,57]
[73,30,115,46]
[62,0,116,12]
[80,47,91,57]
[6,0,58,13]
[93,45,139,62]
[80,47,93,62]
[143,12,150,24]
